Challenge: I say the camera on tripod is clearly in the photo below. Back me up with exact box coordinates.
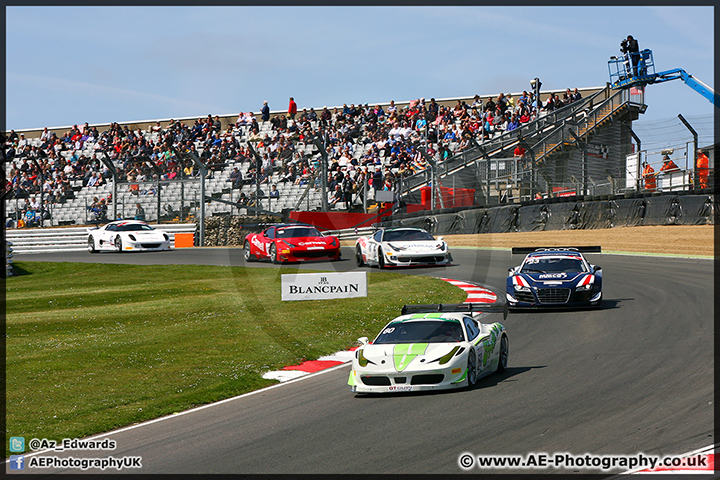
[620,39,629,53]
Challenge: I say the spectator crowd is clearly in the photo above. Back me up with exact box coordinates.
[5,87,585,223]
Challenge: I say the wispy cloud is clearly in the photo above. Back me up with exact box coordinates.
[7,73,225,120]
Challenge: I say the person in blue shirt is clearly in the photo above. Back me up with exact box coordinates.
[443,129,457,142]
[415,116,427,132]
[390,142,402,157]
[506,114,520,132]
[261,101,270,123]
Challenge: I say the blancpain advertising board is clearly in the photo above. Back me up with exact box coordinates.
[281,272,367,301]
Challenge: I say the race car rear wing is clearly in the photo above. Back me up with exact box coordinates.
[511,246,602,255]
[401,303,508,320]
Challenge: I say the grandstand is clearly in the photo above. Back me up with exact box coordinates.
[4,84,713,235]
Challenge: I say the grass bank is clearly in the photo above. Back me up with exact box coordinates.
[5,261,465,456]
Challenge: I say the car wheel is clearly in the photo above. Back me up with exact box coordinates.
[114,236,123,253]
[88,236,97,253]
[497,335,509,372]
[355,246,365,267]
[467,350,478,387]
[377,248,385,269]
[270,244,280,264]
[244,241,256,262]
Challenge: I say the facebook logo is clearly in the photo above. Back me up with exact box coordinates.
[9,455,25,470]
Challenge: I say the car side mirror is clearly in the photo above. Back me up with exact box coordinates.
[594,266,602,272]
[436,236,444,242]
[357,336,369,346]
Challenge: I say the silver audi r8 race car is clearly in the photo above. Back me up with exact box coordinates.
[87,220,171,253]
[355,227,452,268]
[506,246,603,309]
[348,303,508,393]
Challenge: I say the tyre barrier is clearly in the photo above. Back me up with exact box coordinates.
[6,241,13,277]
[379,194,714,234]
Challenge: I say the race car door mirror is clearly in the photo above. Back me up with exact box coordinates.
[357,336,369,346]
[436,236,444,242]
[593,266,602,272]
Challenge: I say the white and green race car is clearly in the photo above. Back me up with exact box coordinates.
[348,303,508,393]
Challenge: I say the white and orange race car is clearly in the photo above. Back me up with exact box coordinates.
[87,220,171,253]
[355,227,452,268]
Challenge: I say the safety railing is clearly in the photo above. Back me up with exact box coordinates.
[399,86,615,199]
[6,224,197,254]
[530,86,628,161]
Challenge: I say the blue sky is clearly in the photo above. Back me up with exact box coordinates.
[6,6,715,152]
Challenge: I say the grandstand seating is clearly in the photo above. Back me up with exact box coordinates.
[7,86,633,228]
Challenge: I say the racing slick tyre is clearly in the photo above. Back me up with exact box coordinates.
[497,335,509,373]
[355,246,365,267]
[270,244,280,264]
[467,349,478,387]
[88,236,97,253]
[114,235,123,253]
[377,248,386,269]
[243,241,257,262]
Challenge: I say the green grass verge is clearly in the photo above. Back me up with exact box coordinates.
[6,261,465,456]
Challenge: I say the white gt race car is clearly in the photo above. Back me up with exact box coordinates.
[87,220,171,253]
[355,227,452,268]
[348,303,509,393]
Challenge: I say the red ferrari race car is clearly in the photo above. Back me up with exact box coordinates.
[243,224,341,264]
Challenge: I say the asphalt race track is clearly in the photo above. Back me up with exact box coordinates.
[10,247,714,474]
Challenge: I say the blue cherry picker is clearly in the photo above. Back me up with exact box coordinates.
[608,44,718,106]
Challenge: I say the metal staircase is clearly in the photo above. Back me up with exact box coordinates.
[399,84,637,202]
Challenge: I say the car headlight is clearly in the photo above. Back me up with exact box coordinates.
[163,233,170,241]
[279,240,296,248]
[514,285,531,292]
[329,237,337,247]
[357,349,375,367]
[435,242,447,251]
[387,243,405,251]
[577,283,594,291]
[436,346,460,365]
[128,234,136,241]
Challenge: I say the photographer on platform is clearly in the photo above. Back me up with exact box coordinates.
[620,35,640,76]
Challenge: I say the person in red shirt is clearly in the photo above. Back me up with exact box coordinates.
[288,97,297,120]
